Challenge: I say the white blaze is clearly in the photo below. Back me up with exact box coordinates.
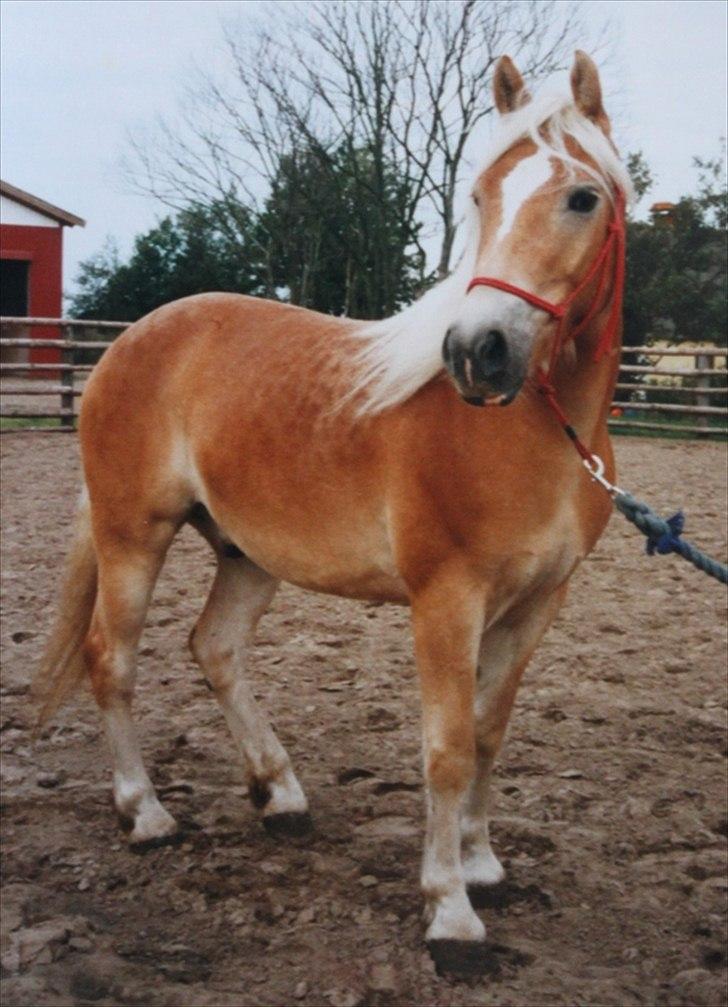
[495,149,553,247]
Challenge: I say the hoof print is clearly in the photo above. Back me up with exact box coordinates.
[468,880,551,911]
[467,881,508,910]
[426,939,491,980]
[263,811,313,839]
[129,831,184,854]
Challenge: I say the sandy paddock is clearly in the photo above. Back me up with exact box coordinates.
[1,433,726,1006]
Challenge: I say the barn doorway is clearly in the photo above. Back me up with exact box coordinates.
[0,259,30,363]
[1,259,29,316]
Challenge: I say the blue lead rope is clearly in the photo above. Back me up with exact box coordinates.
[614,491,728,585]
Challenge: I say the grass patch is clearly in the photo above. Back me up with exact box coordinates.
[0,417,75,431]
[609,412,727,441]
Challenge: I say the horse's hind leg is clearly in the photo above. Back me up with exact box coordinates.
[86,524,178,846]
[189,551,310,836]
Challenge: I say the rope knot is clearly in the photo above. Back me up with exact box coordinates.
[646,511,685,557]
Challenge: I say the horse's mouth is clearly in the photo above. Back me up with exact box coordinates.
[461,388,519,408]
[442,346,526,409]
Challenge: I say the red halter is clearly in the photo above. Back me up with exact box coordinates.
[466,187,627,464]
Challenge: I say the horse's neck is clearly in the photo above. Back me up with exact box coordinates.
[551,313,622,445]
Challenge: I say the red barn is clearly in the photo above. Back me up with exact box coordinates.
[0,180,85,366]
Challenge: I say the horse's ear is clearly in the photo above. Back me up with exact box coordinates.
[493,56,531,114]
[570,51,609,130]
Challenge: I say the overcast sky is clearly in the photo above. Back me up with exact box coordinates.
[1,0,726,301]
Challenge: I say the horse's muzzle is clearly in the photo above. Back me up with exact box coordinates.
[442,326,526,406]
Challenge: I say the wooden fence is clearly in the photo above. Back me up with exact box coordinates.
[1,317,726,437]
[0,318,128,432]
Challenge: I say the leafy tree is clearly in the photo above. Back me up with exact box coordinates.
[624,146,727,349]
[658,150,727,346]
[125,0,593,279]
[71,145,422,321]
[257,144,422,317]
[625,151,654,202]
[70,201,261,320]
[623,150,660,351]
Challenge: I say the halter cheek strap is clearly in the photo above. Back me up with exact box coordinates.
[465,188,627,465]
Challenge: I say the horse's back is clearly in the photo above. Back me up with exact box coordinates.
[79,291,361,472]
[77,292,403,595]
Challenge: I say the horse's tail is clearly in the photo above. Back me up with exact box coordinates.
[34,490,98,727]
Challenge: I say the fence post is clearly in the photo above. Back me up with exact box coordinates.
[696,351,712,438]
[60,325,75,429]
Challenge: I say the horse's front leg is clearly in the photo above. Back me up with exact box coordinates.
[461,585,568,902]
[410,572,487,973]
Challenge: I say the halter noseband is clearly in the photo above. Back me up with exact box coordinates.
[465,187,627,463]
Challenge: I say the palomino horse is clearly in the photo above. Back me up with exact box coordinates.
[38,52,631,974]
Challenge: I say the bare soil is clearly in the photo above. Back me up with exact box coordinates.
[1,433,726,1007]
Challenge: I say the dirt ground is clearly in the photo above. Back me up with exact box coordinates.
[1,433,726,1007]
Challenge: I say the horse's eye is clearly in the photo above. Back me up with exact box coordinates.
[567,188,599,214]
[472,194,480,206]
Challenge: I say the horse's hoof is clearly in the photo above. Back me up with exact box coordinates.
[426,938,491,979]
[262,811,313,839]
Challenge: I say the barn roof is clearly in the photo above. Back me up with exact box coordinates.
[0,180,85,227]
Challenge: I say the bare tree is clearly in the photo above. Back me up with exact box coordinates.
[125,0,599,283]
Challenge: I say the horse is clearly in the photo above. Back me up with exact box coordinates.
[36,51,632,976]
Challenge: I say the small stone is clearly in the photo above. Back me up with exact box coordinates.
[297,906,315,924]
[557,768,583,779]
[69,937,93,953]
[598,622,624,634]
[77,877,91,892]
[0,683,29,696]
[354,815,419,838]
[271,901,286,920]
[294,980,309,999]
[36,770,66,789]
[369,963,397,991]
[8,916,89,972]
[2,766,26,786]
[705,876,728,891]
[670,967,724,1007]
[327,991,360,1007]
[665,661,689,674]
[69,969,111,1001]
[260,859,285,876]
[359,875,378,888]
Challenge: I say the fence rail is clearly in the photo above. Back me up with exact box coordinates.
[1,317,726,437]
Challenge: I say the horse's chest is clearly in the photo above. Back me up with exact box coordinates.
[489,498,587,604]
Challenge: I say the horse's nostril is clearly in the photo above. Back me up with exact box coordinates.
[474,329,508,376]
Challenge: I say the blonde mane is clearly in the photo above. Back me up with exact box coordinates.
[349,83,634,415]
